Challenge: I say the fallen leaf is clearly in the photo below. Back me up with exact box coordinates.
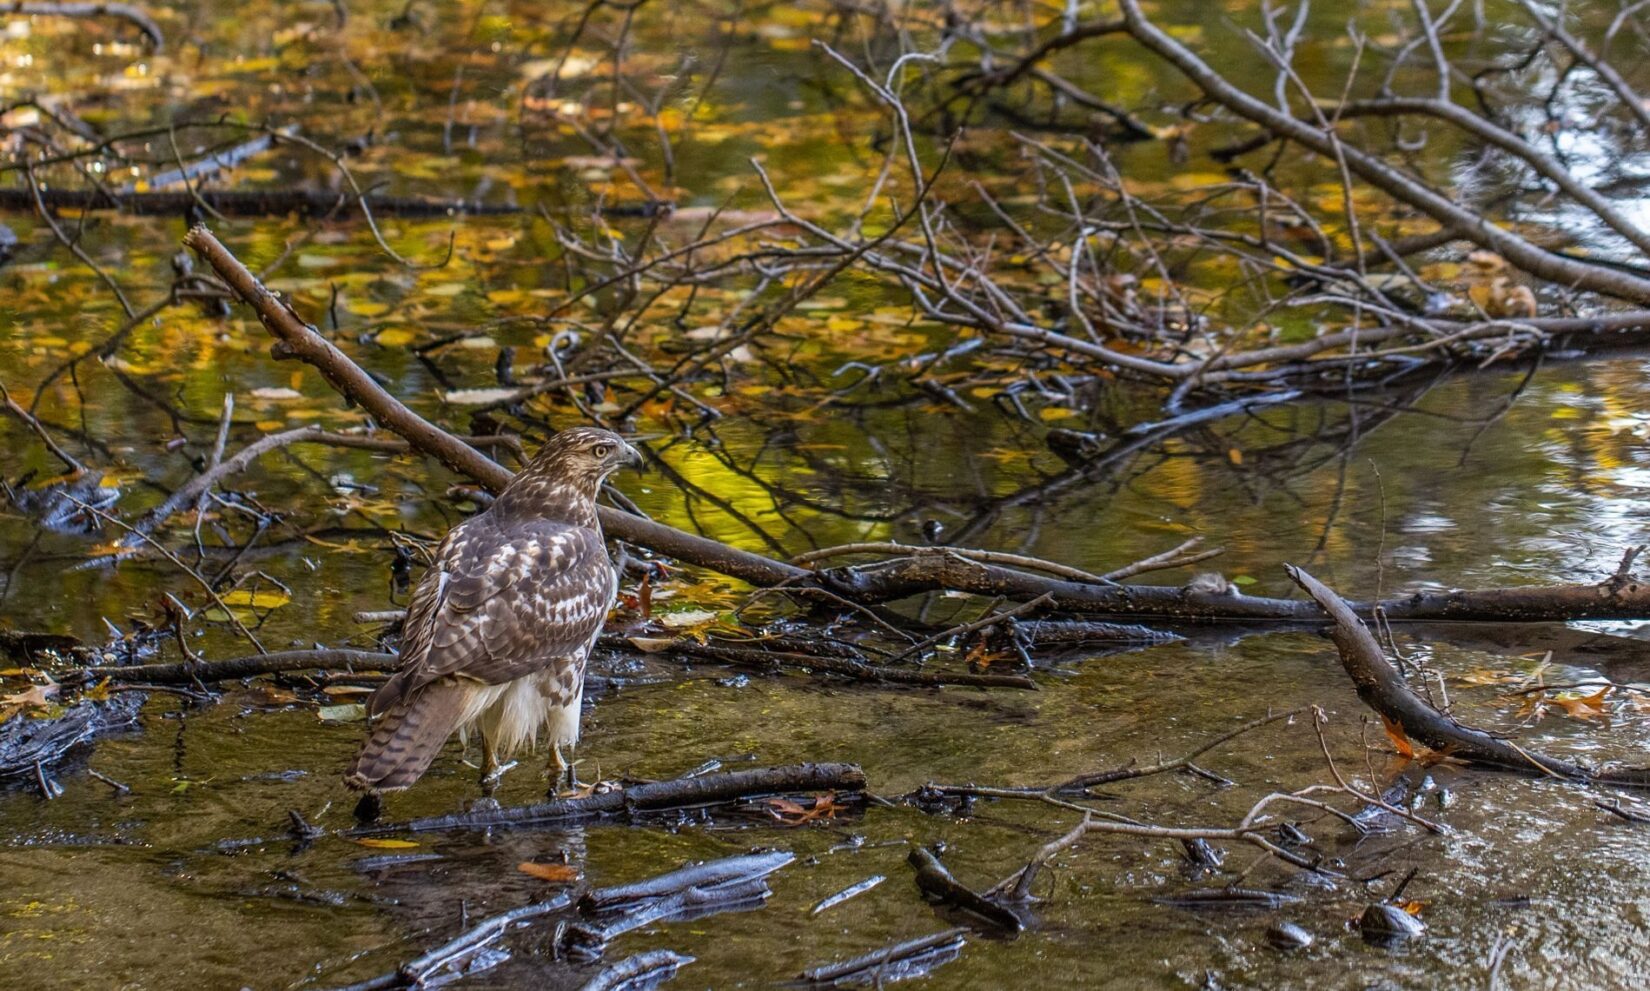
[517,861,581,883]
[659,608,719,629]
[219,589,291,609]
[317,703,367,723]
[1380,713,1417,759]
[354,838,420,849]
[443,388,522,405]
[1552,686,1611,721]
[625,636,677,653]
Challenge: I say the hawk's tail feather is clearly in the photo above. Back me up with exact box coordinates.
[344,681,468,793]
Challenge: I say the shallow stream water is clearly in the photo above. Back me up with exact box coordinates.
[6,2,1650,988]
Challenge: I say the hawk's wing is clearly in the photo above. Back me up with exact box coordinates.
[371,515,614,715]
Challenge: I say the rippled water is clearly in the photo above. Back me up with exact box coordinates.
[7,1,1650,989]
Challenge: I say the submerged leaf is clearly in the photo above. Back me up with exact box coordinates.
[517,861,581,883]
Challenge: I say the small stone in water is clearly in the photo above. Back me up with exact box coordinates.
[1359,903,1427,944]
[1266,920,1313,950]
[1277,822,1311,846]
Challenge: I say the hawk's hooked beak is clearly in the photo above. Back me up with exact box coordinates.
[621,441,645,471]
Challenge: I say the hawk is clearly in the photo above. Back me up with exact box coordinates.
[345,427,641,797]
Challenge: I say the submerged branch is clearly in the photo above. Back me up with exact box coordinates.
[1287,566,1650,787]
[350,762,866,834]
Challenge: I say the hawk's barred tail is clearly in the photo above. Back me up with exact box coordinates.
[344,681,467,792]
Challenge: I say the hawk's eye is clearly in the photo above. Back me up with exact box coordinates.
[592,443,613,458]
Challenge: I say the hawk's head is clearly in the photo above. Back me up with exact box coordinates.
[535,426,644,482]
[493,426,642,526]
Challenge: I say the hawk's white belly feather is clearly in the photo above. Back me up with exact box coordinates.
[456,659,586,758]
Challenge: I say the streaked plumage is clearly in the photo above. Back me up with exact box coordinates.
[345,427,640,793]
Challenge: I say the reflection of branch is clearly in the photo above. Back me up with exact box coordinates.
[1115,0,1650,304]
[0,380,84,472]
[2,2,164,50]
[62,493,266,653]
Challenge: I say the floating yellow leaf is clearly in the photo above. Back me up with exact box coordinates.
[220,589,290,609]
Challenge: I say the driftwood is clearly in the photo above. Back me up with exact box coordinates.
[580,851,795,913]
[350,763,866,835]
[1287,566,1650,787]
[0,686,144,786]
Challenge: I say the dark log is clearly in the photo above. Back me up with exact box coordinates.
[652,639,1036,690]
[1286,565,1650,787]
[1016,620,1182,646]
[1151,888,1303,909]
[76,649,395,685]
[350,763,866,835]
[832,549,1650,625]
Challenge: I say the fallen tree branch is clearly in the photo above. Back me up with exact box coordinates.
[829,547,1650,624]
[72,648,394,685]
[350,762,866,834]
[577,950,695,991]
[181,223,808,588]
[1286,565,1650,787]
[799,928,968,986]
[652,639,1036,689]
